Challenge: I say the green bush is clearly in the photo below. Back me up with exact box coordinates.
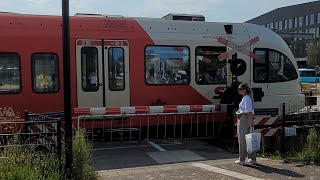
[72,129,99,180]
[0,129,99,180]
[0,144,61,180]
[298,128,320,164]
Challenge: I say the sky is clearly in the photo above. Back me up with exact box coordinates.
[0,0,317,22]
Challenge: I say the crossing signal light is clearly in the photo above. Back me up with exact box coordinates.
[230,59,246,76]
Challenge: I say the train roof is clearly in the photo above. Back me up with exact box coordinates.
[0,12,291,59]
[0,11,265,34]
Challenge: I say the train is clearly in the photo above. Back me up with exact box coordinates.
[0,12,305,134]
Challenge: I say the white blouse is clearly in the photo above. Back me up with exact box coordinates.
[238,95,254,114]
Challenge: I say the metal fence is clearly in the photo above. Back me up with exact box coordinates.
[0,111,63,160]
[2,97,315,157]
[76,112,224,143]
[278,97,320,154]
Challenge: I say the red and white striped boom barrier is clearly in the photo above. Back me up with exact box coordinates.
[74,104,222,116]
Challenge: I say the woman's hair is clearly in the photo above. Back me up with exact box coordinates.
[239,83,251,95]
[239,83,254,107]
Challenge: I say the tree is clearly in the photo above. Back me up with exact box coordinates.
[306,39,320,67]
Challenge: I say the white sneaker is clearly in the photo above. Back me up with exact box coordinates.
[248,159,257,165]
[235,160,245,165]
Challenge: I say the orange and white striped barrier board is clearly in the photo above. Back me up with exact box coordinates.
[74,104,222,116]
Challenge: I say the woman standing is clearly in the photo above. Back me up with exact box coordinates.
[235,83,257,165]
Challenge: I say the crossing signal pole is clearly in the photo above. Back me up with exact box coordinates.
[62,0,72,178]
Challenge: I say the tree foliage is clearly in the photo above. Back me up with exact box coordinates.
[306,39,320,67]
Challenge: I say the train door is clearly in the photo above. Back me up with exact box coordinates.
[103,40,130,107]
[76,39,104,107]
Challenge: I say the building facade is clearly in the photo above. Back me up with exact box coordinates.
[246,1,320,68]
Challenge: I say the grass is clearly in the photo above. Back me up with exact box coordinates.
[301,83,320,95]
[0,129,99,180]
[0,141,61,180]
[72,128,99,180]
[301,83,316,90]
[257,129,320,165]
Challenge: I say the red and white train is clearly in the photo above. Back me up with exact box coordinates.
[0,12,304,130]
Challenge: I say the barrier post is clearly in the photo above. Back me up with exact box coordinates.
[180,114,183,138]
[157,115,160,139]
[196,114,199,137]
[139,116,142,141]
[206,114,209,137]
[24,111,29,121]
[24,111,30,145]
[174,115,177,139]
[190,113,193,138]
[212,114,215,136]
[281,103,286,157]
[57,119,62,171]
[164,115,167,139]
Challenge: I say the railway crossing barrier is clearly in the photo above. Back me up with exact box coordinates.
[233,116,280,137]
[73,104,227,142]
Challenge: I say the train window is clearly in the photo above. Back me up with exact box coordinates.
[254,49,298,83]
[0,53,21,93]
[195,46,227,85]
[269,51,285,82]
[254,50,267,82]
[269,50,298,82]
[108,47,124,91]
[81,47,99,92]
[145,46,190,85]
[32,53,59,93]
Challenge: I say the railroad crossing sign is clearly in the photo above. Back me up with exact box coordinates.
[217,36,260,61]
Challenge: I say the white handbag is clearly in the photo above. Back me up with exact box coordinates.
[245,127,261,154]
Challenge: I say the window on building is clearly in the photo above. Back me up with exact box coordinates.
[32,53,59,93]
[305,15,309,26]
[310,14,315,25]
[299,30,303,40]
[317,13,320,24]
[108,47,125,91]
[275,22,278,30]
[305,29,310,39]
[266,24,269,29]
[299,16,303,27]
[310,28,316,38]
[284,20,288,29]
[145,46,190,85]
[279,21,283,30]
[270,23,274,29]
[295,18,298,28]
[316,27,320,38]
[254,49,298,83]
[81,47,99,92]
[195,46,227,85]
[289,19,293,29]
[0,53,20,93]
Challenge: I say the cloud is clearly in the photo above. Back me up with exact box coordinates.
[0,0,317,22]
[141,0,220,16]
[25,0,52,6]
